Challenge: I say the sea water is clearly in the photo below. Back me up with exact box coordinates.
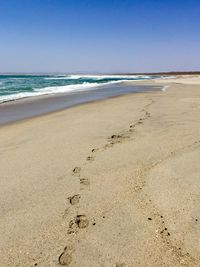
[0,74,158,103]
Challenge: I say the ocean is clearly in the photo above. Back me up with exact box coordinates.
[0,74,158,103]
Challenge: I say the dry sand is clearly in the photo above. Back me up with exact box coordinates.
[0,76,200,266]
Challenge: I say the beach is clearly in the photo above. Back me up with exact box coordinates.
[0,76,200,266]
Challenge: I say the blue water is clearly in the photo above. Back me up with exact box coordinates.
[0,74,158,103]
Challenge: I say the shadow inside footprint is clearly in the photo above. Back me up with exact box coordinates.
[137,119,143,125]
[145,111,151,117]
[68,215,89,234]
[116,263,126,267]
[59,246,73,266]
[68,194,80,205]
[110,134,122,140]
[72,167,81,174]
[86,156,94,161]
[80,177,90,186]
[76,215,89,228]
[107,134,123,145]
[91,148,98,153]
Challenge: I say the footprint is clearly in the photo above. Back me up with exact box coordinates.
[145,111,151,117]
[80,177,90,186]
[68,215,89,234]
[76,215,89,228]
[108,134,123,144]
[72,166,81,175]
[160,227,171,237]
[68,219,78,234]
[91,148,99,153]
[136,119,143,125]
[68,194,80,205]
[86,156,94,161]
[116,263,126,267]
[110,134,122,140]
[106,133,130,148]
[59,245,73,266]
[129,124,135,132]
[104,143,114,149]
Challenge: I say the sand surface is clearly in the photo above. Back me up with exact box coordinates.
[0,76,200,266]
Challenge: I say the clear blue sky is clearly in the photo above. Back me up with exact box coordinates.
[0,0,200,73]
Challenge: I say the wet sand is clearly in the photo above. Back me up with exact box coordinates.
[0,83,161,126]
[0,76,200,266]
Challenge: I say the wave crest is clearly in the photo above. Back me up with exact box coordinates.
[0,80,122,103]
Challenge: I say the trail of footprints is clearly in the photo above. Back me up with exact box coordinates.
[57,103,153,266]
[58,98,199,266]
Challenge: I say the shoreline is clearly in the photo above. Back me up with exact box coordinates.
[0,75,160,105]
[0,76,200,266]
[0,83,162,126]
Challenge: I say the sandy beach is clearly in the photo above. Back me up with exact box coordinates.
[0,76,200,266]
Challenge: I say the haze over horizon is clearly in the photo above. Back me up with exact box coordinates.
[0,0,200,73]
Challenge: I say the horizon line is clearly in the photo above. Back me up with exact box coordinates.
[0,71,200,76]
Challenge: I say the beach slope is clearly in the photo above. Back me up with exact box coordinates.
[0,76,200,266]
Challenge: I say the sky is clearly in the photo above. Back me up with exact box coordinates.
[0,0,200,73]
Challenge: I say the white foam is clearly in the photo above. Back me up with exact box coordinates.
[45,74,152,80]
[0,91,43,103]
[160,76,176,79]
[0,75,158,103]
[0,80,122,103]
